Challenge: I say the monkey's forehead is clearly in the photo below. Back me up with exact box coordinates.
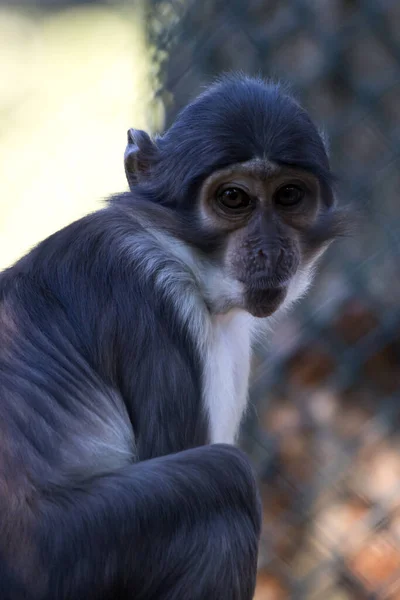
[203,159,319,184]
[215,159,275,180]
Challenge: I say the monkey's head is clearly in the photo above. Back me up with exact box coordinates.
[124,74,347,318]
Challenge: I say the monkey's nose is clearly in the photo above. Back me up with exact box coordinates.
[250,245,291,282]
[259,246,283,270]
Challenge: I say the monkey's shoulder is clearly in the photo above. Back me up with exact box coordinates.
[0,198,203,350]
[2,199,176,283]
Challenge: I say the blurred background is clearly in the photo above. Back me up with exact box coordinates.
[2,0,400,597]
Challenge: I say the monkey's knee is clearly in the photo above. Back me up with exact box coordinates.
[205,444,262,529]
[190,444,261,600]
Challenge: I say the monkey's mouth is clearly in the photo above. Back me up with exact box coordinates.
[245,284,287,318]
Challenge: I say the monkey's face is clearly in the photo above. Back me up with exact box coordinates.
[198,159,335,318]
[124,77,348,318]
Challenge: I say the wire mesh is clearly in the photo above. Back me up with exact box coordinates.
[147,1,400,597]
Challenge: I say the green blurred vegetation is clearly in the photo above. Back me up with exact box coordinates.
[0,3,163,269]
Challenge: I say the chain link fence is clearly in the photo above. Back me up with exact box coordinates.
[147,1,400,598]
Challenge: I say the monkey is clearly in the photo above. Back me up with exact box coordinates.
[0,74,345,600]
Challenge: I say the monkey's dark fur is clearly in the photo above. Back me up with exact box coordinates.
[138,79,332,202]
[0,74,344,599]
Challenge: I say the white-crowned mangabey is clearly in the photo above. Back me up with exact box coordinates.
[0,74,345,600]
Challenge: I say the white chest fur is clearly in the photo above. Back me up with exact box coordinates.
[202,310,254,444]
[132,225,258,445]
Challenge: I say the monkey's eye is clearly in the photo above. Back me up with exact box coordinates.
[274,185,305,207]
[217,187,252,211]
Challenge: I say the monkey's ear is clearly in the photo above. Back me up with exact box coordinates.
[124,128,158,190]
